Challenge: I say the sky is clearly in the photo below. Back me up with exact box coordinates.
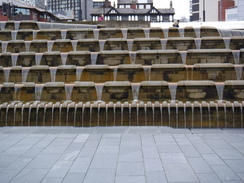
[153,0,190,19]
[110,0,190,20]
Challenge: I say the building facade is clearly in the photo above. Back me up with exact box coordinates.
[190,0,235,21]
[91,0,175,22]
[46,0,93,21]
[238,0,244,20]
[0,0,60,22]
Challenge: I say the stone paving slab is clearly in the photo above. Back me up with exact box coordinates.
[0,127,243,183]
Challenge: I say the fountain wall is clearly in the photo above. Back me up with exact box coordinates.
[0,21,244,128]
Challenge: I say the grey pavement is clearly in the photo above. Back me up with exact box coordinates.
[0,126,243,183]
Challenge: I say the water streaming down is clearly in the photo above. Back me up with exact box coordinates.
[143,28,150,38]
[162,28,168,38]
[215,82,225,101]
[3,67,11,82]
[160,39,167,50]
[14,84,23,101]
[194,38,202,49]
[168,103,171,126]
[112,103,116,125]
[14,21,20,30]
[1,23,244,128]
[144,104,148,126]
[232,50,240,64]
[234,65,243,80]
[2,41,8,53]
[175,103,178,128]
[95,83,104,101]
[76,67,84,81]
[143,66,151,81]
[35,53,43,65]
[121,28,128,39]
[47,41,54,52]
[61,30,67,39]
[35,84,44,101]
[49,67,58,82]
[127,40,134,51]
[99,40,106,51]
[131,83,140,101]
[199,103,203,128]
[59,103,63,126]
[151,103,155,126]
[93,29,100,39]
[25,41,31,52]
[91,52,98,65]
[178,28,185,37]
[223,37,231,49]
[0,21,6,30]
[11,53,18,66]
[33,30,38,39]
[168,83,178,101]
[129,52,136,64]
[11,30,18,40]
[61,53,68,65]
[65,84,74,101]
[22,67,30,82]
[71,40,78,51]
[191,103,194,128]
[179,51,187,64]
[66,103,71,126]
[193,28,201,38]
[136,103,139,125]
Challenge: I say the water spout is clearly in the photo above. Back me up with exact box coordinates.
[35,53,43,65]
[35,84,44,101]
[129,52,136,64]
[168,83,178,101]
[131,83,140,101]
[143,28,150,38]
[61,53,68,65]
[49,67,58,82]
[215,82,225,101]
[143,66,151,81]
[71,40,78,51]
[234,65,243,80]
[11,53,18,66]
[232,50,240,64]
[65,84,74,101]
[22,67,30,83]
[95,83,104,101]
[91,52,98,65]
[76,66,84,81]
[121,28,128,39]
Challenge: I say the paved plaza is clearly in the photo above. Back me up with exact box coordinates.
[0,126,244,183]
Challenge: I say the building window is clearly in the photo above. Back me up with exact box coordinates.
[146,5,151,9]
[138,5,144,9]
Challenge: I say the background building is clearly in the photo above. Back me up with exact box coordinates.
[91,0,175,22]
[190,0,236,21]
[46,0,93,21]
[0,0,60,22]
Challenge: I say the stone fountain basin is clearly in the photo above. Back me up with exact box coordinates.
[45,82,64,93]
[104,81,131,93]
[225,80,244,99]
[186,89,206,99]
[178,80,215,99]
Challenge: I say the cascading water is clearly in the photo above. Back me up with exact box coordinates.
[1,22,244,128]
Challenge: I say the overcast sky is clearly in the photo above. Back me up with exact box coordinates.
[153,0,190,19]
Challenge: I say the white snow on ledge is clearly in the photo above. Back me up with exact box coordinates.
[151,21,244,29]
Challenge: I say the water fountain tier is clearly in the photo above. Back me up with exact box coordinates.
[1,22,244,128]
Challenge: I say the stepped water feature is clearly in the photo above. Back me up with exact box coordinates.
[0,21,244,128]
